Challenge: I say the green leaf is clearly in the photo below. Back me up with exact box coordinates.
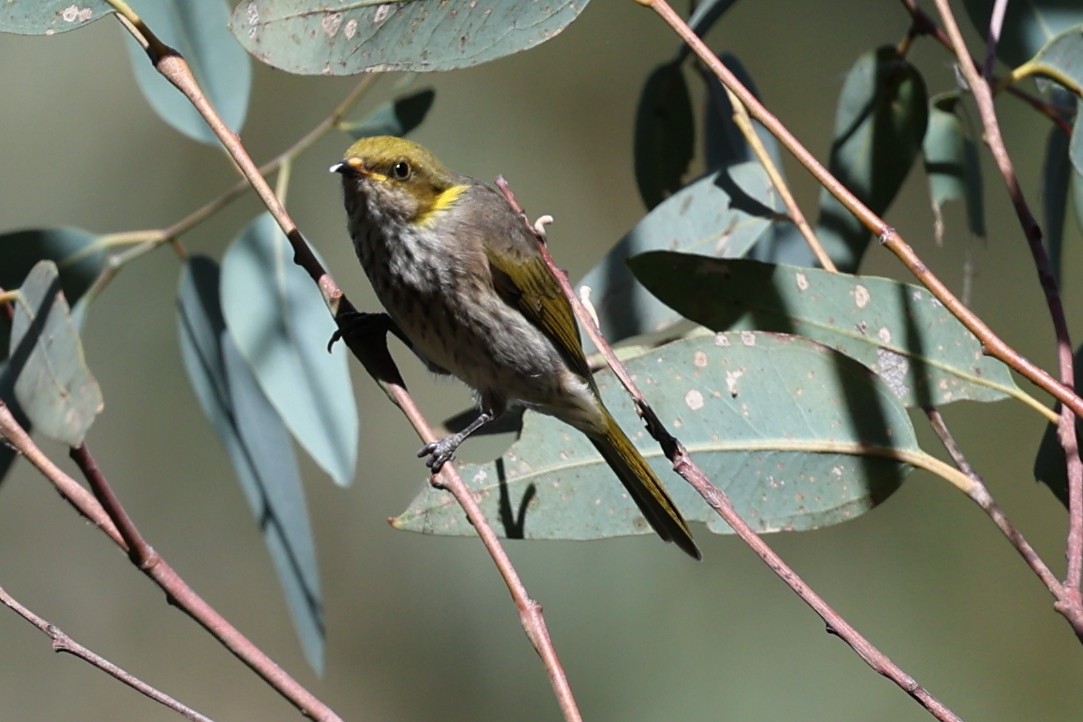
[1073,154,1083,235]
[339,88,436,140]
[923,93,985,242]
[5,261,102,446]
[0,1,113,35]
[630,253,1023,410]
[125,0,251,143]
[0,227,105,305]
[393,332,912,539]
[579,162,782,351]
[0,370,30,484]
[177,257,324,674]
[0,227,105,353]
[230,0,587,75]
[963,0,1083,69]
[634,61,694,210]
[1044,123,1072,286]
[702,52,780,172]
[1034,341,1083,508]
[687,0,740,39]
[1069,99,1083,179]
[1020,26,1083,94]
[221,214,358,488]
[816,46,928,272]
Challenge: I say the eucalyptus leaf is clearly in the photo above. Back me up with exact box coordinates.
[702,52,780,172]
[0,1,113,35]
[0,370,29,484]
[394,332,913,540]
[1069,99,1083,178]
[0,227,105,307]
[1034,341,1083,508]
[125,0,251,143]
[177,256,324,673]
[634,60,694,210]
[221,214,358,487]
[6,261,102,446]
[630,253,1021,410]
[963,0,1083,69]
[230,0,587,75]
[579,162,782,351]
[815,46,927,272]
[0,227,105,353]
[340,89,435,140]
[1044,124,1072,286]
[923,94,985,242]
[687,0,740,43]
[1018,26,1083,95]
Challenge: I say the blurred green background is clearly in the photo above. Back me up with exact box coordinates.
[2,2,1081,719]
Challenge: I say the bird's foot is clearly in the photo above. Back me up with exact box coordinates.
[418,433,465,473]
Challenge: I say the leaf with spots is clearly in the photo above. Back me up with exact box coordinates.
[4,261,102,447]
[229,0,587,75]
[629,253,1031,412]
[0,1,113,35]
[578,162,782,352]
[393,332,913,541]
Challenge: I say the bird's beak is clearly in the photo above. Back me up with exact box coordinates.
[329,156,366,176]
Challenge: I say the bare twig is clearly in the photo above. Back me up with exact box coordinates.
[0,585,214,722]
[923,408,1067,600]
[932,0,1083,628]
[497,175,960,720]
[714,80,834,271]
[0,404,342,721]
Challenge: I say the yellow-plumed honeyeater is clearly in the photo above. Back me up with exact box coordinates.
[332,136,698,559]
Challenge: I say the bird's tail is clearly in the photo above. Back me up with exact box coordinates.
[588,410,700,560]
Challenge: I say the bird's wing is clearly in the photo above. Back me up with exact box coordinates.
[477,190,594,383]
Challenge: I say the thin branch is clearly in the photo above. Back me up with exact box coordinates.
[497,175,960,721]
[110,4,338,313]
[99,11,581,716]
[932,0,1083,621]
[0,405,342,722]
[335,319,583,722]
[923,408,1066,599]
[715,80,835,271]
[981,0,1009,80]
[638,0,1083,447]
[897,0,1074,135]
[0,585,214,722]
[0,404,123,546]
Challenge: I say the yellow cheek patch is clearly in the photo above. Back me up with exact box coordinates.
[417,184,467,226]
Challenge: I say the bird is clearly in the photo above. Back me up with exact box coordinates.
[332,136,699,559]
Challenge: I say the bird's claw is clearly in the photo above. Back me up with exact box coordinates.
[418,437,459,473]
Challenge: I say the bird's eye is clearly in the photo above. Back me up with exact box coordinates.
[391,160,411,180]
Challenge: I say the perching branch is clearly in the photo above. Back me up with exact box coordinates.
[497,177,960,722]
[333,318,584,722]
[103,3,584,717]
